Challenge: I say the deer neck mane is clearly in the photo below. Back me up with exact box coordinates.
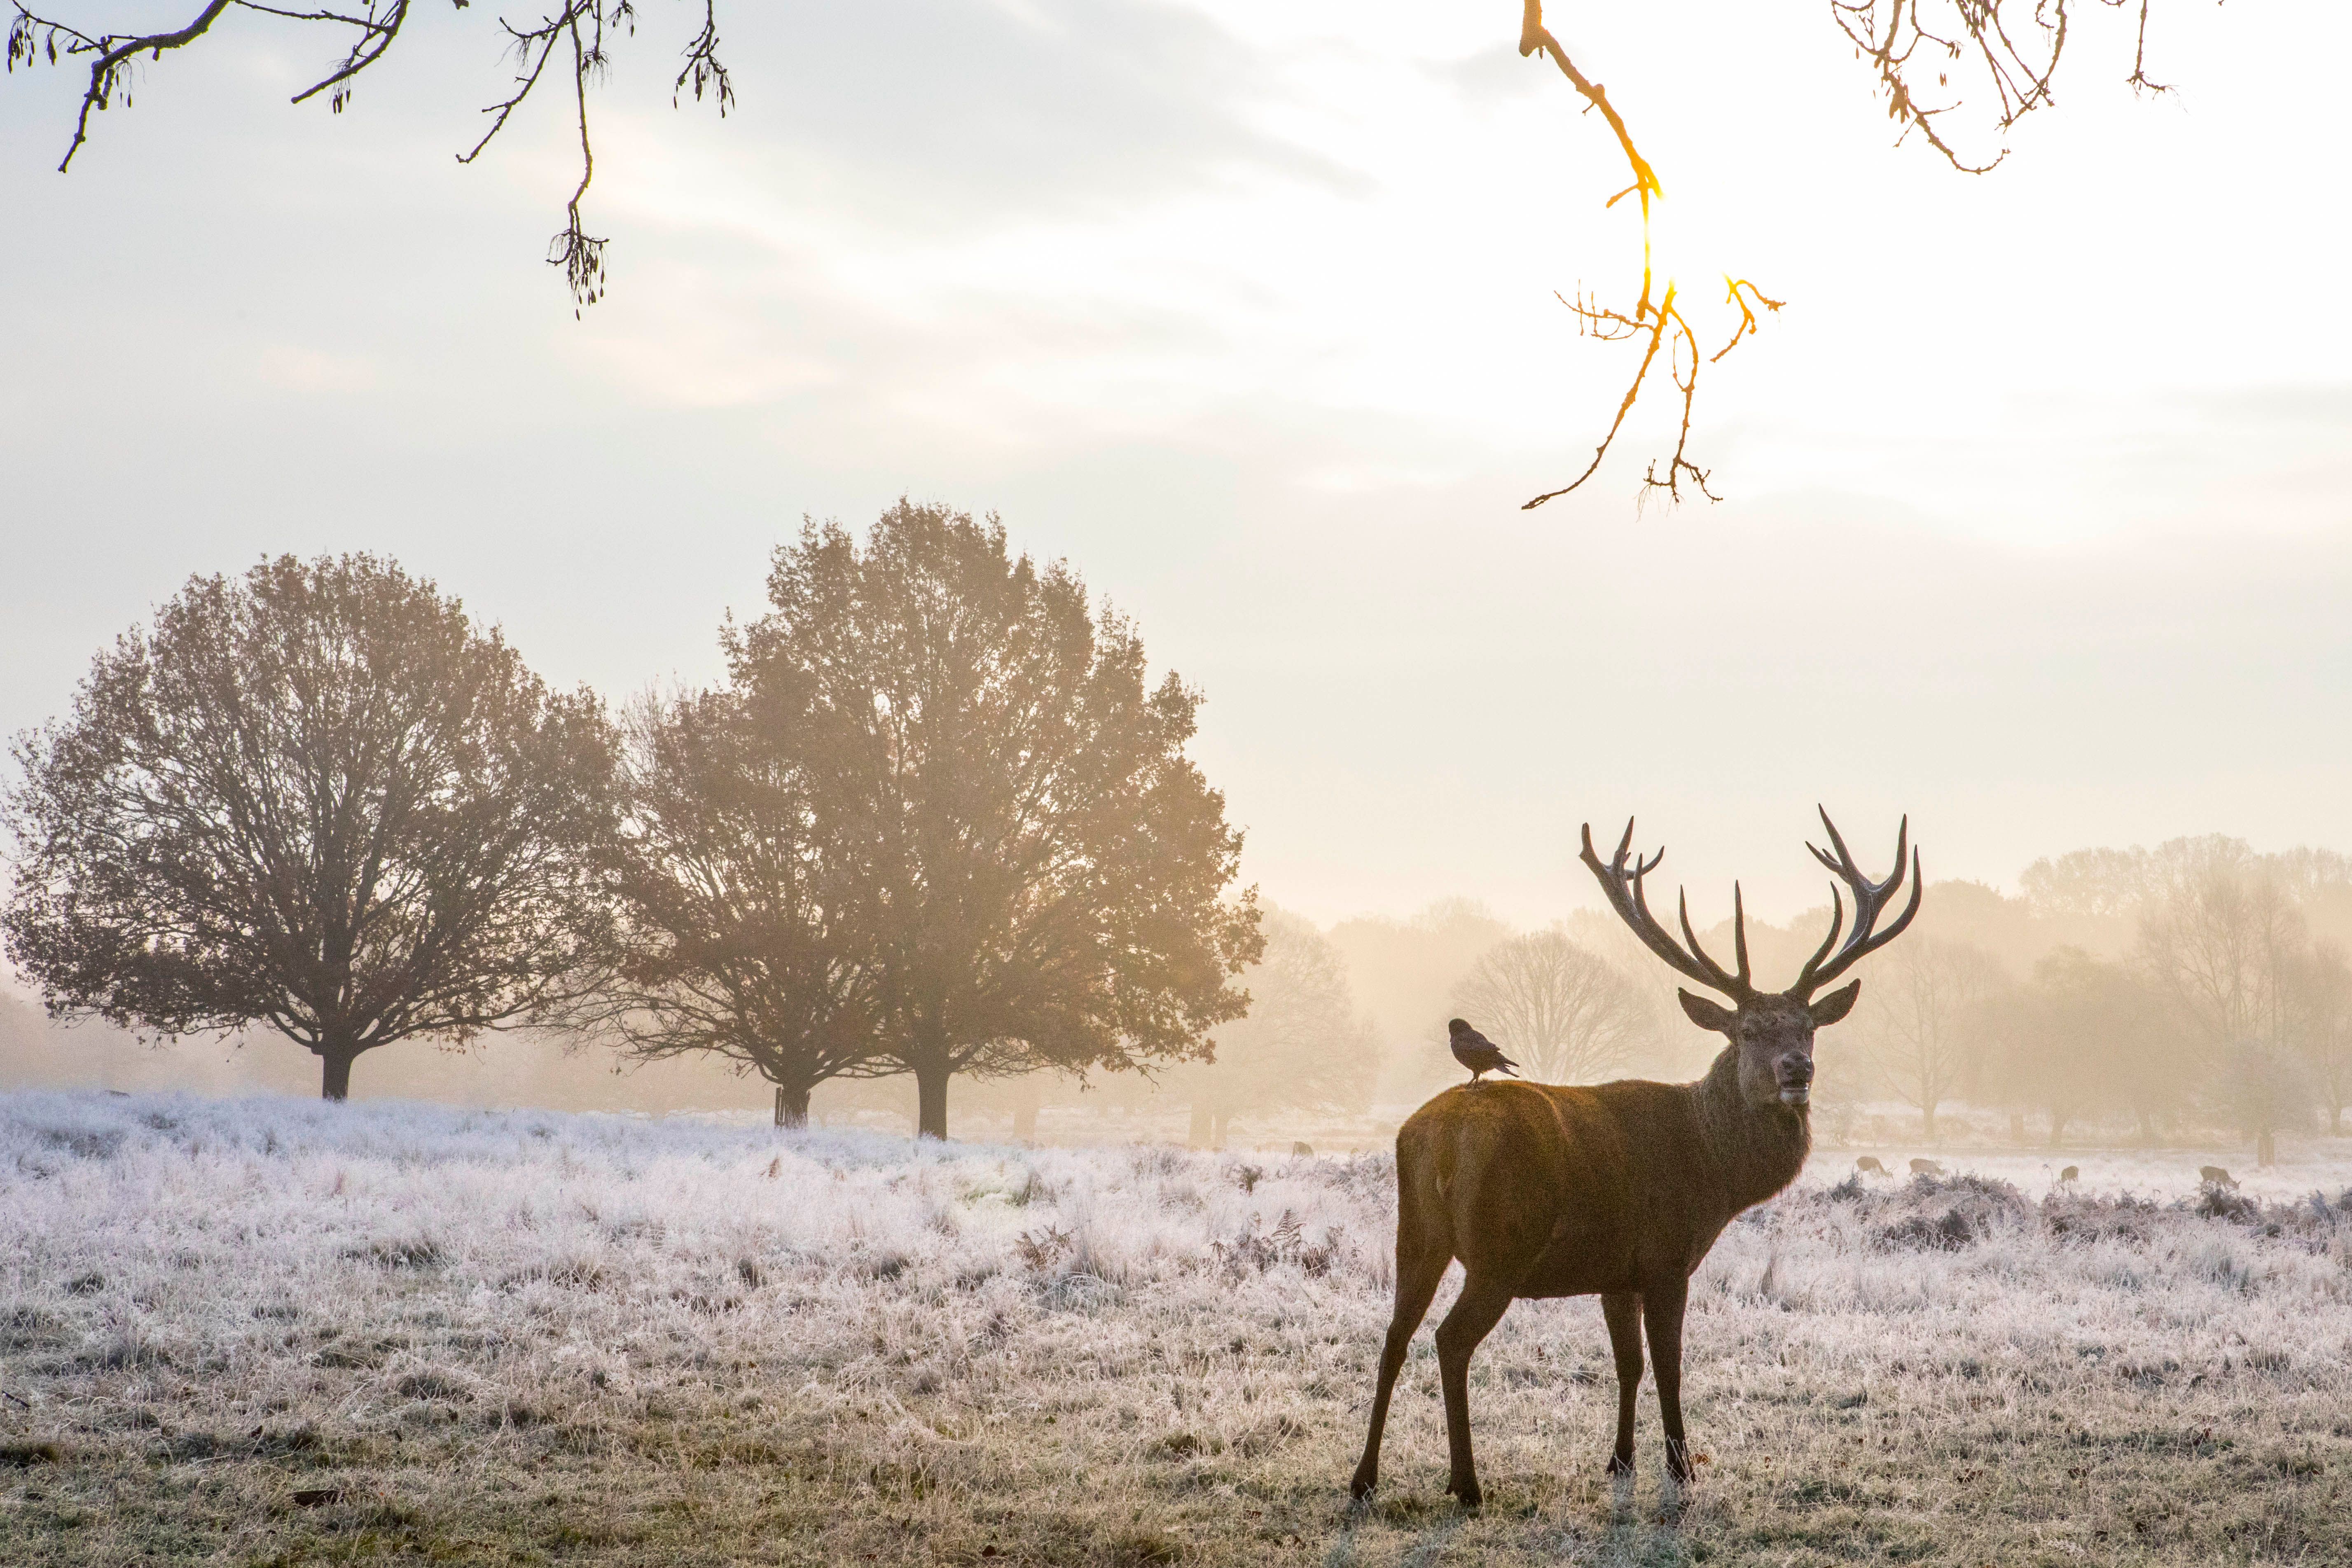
[1690,1044,1811,1212]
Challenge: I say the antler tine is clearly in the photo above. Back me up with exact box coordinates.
[1796,883,1847,984]
[1674,887,1748,996]
[1806,804,1856,879]
[1578,819,1755,1001]
[1732,882,1751,989]
[1792,810,1924,997]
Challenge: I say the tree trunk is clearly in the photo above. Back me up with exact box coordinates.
[2008,1111,2027,1144]
[1922,1104,1938,1144]
[916,1063,952,1140]
[2257,1127,2277,1167]
[320,1043,361,1102]
[774,1082,810,1129]
[1010,1076,1041,1144]
[1189,1103,1214,1149]
[2135,1107,2155,1146]
[1213,1112,1230,1152]
[2046,1113,2067,1150]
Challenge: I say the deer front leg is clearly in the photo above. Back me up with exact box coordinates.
[1601,1290,1644,1476]
[1642,1276,1694,1484]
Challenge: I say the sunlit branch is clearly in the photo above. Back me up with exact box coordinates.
[1517,0,1662,212]
[1639,279,1784,507]
[1521,282,1677,511]
[1516,0,1782,509]
[1641,293,1714,508]
[1518,0,2174,507]
[1714,277,1784,364]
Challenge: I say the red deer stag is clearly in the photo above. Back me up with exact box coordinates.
[1349,811,1920,1507]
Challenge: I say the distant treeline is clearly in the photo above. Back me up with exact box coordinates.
[1320,844,2352,1164]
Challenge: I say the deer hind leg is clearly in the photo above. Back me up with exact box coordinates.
[1349,1236,1450,1500]
[1601,1290,1644,1477]
[1432,1271,1517,1509]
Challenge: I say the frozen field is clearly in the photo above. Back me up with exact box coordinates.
[1,1093,2347,1566]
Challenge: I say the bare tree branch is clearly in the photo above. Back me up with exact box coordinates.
[9,0,236,171]
[1521,281,1676,510]
[673,0,728,113]
[1517,0,1664,217]
[1831,0,2179,169]
[1517,0,2174,507]
[6,0,2184,384]
[282,0,409,113]
[9,0,730,311]
[1515,0,1775,510]
[456,9,570,163]
[554,5,606,313]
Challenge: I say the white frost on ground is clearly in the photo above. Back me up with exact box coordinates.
[2,1088,2349,1545]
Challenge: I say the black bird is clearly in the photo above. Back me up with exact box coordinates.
[1448,1018,1520,1084]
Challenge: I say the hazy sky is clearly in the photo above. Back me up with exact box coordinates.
[3,0,2348,930]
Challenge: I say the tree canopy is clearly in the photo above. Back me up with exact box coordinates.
[594,684,889,1127]
[0,554,617,1099]
[728,500,1263,1138]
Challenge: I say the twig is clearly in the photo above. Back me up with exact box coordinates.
[1522,282,1679,510]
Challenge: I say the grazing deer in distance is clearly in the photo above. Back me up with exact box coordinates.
[1855,1156,1889,1176]
[1909,1158,1946,1177]
[1350,811,1921,1508]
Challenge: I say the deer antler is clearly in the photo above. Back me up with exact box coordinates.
[1579,820,1756,1002]
[1789,808,1922,999]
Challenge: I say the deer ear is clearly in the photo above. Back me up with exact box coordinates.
[1808,979,1862,1027]
[1678,989,1736,1034]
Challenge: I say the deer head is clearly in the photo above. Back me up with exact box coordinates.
[1580,810,1921,1110]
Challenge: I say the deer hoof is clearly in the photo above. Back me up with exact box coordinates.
[1347,1468,1376,1502]
[1606,1453,1634,1478]
[1445,1477,1483,1510]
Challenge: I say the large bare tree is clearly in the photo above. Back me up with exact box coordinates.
[1449,928,1655,1086]
[5,0,2194,498]
[729,500,1263,1140]
[0,554,617,1099]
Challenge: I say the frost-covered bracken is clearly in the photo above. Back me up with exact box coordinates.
[1,1092,2347,1566]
